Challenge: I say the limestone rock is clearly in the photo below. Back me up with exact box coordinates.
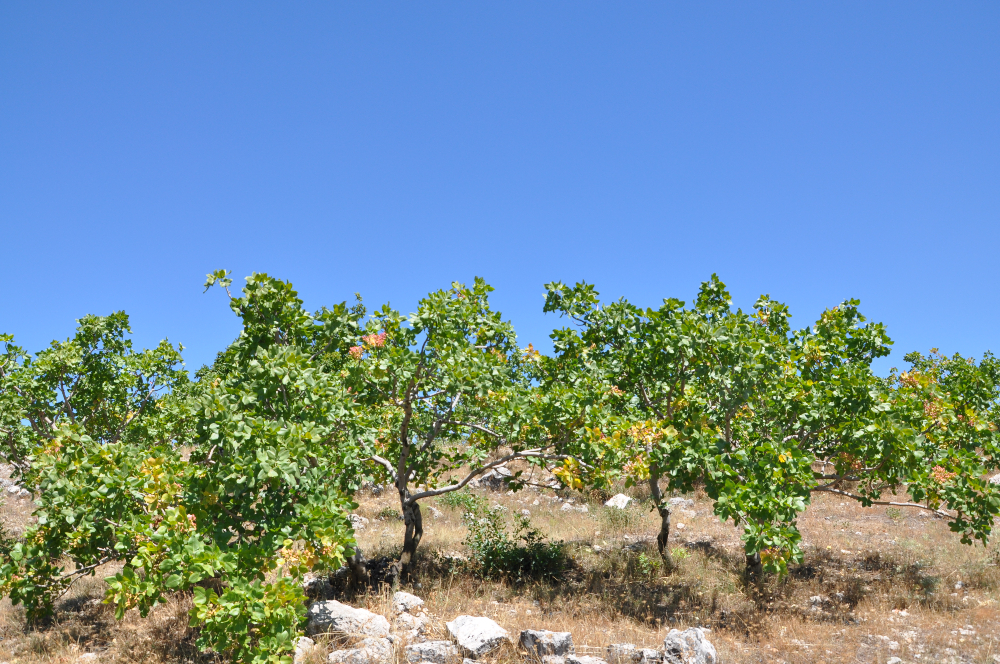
[520,629,574,657]
[327,637,392,664]
[604,494,632,510]
[350,514,370,530]
[307,600,391,638]
[446,615,509,658]
[662,628,716,664]
[393,591,426,615]
[405,641,459,664]
[567,656,608,664]
[294,637,316,664]
[990,473,1000,485]
[667,498,694,509]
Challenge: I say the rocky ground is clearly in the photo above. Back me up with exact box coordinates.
[0,463,998,663]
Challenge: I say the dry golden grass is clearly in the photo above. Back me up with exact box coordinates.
[0,477,998,664]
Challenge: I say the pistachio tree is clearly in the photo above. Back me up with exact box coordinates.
[542,276,906,576]
[0,313,187,622]
[347,278,587,575]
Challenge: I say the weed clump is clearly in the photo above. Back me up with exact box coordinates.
[463,506,569,582]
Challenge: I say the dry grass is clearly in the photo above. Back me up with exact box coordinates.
[1,475,998,664]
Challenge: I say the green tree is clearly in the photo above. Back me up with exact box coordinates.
[348,278,584,575]
[0,313,187,622]
[542,275,915,576]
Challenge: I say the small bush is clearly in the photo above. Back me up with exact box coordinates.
[376,507,403,521]
[437,489,487,514]
[463,506,568,582]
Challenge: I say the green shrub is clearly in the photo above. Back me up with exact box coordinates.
[437,489,486,514]
[463,506,568,582]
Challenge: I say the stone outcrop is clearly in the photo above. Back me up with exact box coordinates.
[304,592,716,664]
[327,637,392,664]
[446,615,510,658]
[519,629,574,657]
[604,494,632,509]
[405,640,459,664]
[662,628,716,664]
[306,600,391,638]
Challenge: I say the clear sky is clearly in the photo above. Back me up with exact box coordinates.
[2,3,998,374]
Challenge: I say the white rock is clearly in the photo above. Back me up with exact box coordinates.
[607,648,662,664]
[560,502,575,512]
[428,506,443,519]
[887,659,903,664]
[6,485,19,495]
[78,655,97,663]
[294,636,316,664]
[393,591,425,615]
[636,649,662,664]
[607,644,637,664]
[405,641,459,664]
[990,473,1000,485]
[542,658,566,664]
[521,509,531,517]
[328,637,392,664]
[662,628,716,664]
[605,494,633,509]
[307,600,391,638]
[350,514,370,530]
[395,611,429,641]
[567,656,608,664]
[520,629,574,656]
[667,498,694,509]
[446,615,509,658]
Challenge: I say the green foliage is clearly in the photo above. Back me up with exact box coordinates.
[1,273,365,661]
[542,275,1000,575]
[437,489,487,514]
[462,506,568,582]
[347,277,587,568]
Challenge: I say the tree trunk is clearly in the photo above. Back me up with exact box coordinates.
[398,499,423,576]
[346,546,369,588]
[647,472,672,564]
[745,551,763,583]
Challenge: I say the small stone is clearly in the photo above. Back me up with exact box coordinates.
[428,506,443,519]
[887,659,903,664]
[393,591,425,615]
[667,497,694,509]
[663,627,716,664]
[405,641,459,664]
[350,514,370,530]
[327,637,392,664]
[78,655,98,663]
[520,629,574,657]
[307,600,391,638]
[560,502,575,512]
[6,485,19,495]
[521,509,531,517]
[542,658,566,664]
[605,494,633,509]
[990,473,1000,485]
[446,615,509,658]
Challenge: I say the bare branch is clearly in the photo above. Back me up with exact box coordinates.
[812,486,951,518]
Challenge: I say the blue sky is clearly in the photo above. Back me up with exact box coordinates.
[2,3,997,373]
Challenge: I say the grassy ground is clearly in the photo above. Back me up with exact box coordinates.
[0,474,998,664]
